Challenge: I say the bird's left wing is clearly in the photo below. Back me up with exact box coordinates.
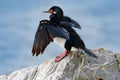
[60,16,81,29]
[32,20,69,56]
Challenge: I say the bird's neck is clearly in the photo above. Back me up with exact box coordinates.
[50,14,63,24]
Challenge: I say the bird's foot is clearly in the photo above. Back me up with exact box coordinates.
[55,51,69,62]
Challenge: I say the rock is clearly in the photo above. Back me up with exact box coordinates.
[0,75,7,80]
[0,48,120,80]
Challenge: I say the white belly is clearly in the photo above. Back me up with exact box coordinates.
[53,37,77,51]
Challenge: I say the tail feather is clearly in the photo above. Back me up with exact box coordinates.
[84,48,98,58]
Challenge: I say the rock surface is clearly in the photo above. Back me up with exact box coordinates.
[0,48,120,80]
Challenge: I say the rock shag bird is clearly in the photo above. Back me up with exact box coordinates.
[32,6,97,62]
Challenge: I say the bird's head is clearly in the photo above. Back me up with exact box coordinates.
[43,6,63,17]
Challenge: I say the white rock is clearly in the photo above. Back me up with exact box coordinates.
[0,48,120,80]
[0,75,7,80]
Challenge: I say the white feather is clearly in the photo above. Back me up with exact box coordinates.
[53,37,77,51]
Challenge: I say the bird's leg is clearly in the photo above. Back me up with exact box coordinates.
[55,51,70,62]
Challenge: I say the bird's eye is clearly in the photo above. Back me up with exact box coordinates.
[49,9,54,13]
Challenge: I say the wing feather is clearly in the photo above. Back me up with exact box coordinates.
[60,16,81,29]
[32,20,69,56]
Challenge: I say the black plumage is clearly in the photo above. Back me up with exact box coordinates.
[32,6,97,61]
[32,20,69,56]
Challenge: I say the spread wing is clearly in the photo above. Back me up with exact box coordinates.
[32,20,69,56]
[60,16,81,29]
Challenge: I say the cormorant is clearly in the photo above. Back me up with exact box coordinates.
[32,6,97,62]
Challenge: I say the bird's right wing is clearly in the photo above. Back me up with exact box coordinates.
[32,20,69,56]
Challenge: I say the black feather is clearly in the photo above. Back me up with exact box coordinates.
[59,16,81,29]
[32,20,69,56]
[83,48,98,58]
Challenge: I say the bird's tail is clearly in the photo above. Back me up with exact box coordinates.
[83,48,98,58]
